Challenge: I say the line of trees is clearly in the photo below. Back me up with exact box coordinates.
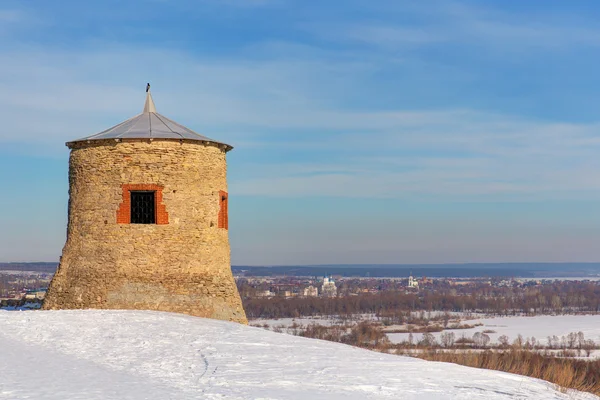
[242,281,600,319]
[396,331,597,356]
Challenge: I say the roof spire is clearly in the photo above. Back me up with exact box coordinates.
[143,82,156,113]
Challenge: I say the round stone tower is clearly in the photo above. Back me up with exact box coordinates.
[43,86,247,324]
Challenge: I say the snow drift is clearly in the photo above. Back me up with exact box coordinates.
[0,310,596,399]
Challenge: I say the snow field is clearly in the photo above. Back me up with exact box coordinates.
[0,310,597,399]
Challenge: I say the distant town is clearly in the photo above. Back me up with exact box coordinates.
[3,262,600,313]
[235,273,585,300]
[0,270,52,309]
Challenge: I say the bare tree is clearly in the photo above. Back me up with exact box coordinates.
[513,334,524,349]
[583,339,596,357]
[442,312,450,328]
[567,332,578,349]
[441,332,455,348]
[420,333,437,347]
[473,332,490,348]
[481,333,490,348]
[577,331,585,349]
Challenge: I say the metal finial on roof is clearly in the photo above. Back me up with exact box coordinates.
[143,83,157,113]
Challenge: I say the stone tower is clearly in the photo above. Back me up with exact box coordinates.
[43,86,247,324]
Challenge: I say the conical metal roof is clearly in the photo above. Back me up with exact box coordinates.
[67,86,232,151]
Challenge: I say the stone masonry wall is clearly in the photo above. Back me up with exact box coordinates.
[43,139,247,324]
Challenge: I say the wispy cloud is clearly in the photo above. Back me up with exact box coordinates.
[0,9,20,22]
[3,0,600,263]
[1,42,600,199]
[309,24,445,49]
[307,1,600,52]
[217,0,282,7]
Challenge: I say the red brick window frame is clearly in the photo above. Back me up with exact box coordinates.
[218,191,228,229]
[117,184,169,225]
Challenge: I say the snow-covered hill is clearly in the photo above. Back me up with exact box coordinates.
[0,310,596,400]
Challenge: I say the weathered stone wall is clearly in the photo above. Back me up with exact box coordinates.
[43,139,247,324]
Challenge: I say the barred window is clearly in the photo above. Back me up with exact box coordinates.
[130,191,155,224]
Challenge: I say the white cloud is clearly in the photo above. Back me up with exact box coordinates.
[0,9,20,22]
[308,23,446,49]
[306,2,600,52]
[3,1,600,263]
[1,0,600,201]
[1,44,600,199]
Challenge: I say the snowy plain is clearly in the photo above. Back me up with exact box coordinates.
[0,310,598,400]
[385,315,600,346]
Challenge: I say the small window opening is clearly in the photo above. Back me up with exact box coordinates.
[130,191,155,224]
[218,191,228,229]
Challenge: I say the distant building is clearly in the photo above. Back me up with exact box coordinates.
[408,274,419,289]
[256,290,275,298]
[419,276,432,285]
[321,276,337,297]
[303,285,318,297]
[24,288,47,300]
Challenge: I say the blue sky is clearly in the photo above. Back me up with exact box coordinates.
[1,0,600,264]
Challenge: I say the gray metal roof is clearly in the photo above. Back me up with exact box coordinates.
[67,89,232,151]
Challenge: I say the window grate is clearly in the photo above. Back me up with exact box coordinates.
[130,191,155,224]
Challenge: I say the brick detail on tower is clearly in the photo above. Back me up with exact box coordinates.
[116,184,169,224]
